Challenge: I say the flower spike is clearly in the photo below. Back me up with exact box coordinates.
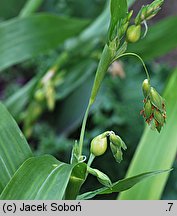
[141,79,166,132]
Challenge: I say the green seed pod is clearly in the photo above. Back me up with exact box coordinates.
[110,142,117,155]
[127,10,133,20]
[135,6,146,25]
[110,142,123,163]
[142,79,150,98]
[156,123,162,133]
[90,135,107,157]
[109,134,122,148]
[34,89,45,102]
[154,109,164,125]
[140,6,147,20]
[126,25,141,43]
[135,0,164,24]
[150,119,156,130]
[149,87,163,111]
[110,133,127,151]
[144,100,152,118]
[114,149,123,163]
[147,0,164,16]
[121,140,127,151]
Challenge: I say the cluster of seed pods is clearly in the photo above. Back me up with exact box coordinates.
[90,131,127,163]
[141,79,166,132]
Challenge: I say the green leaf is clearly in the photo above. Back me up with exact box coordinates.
[0,155,79,200]
[65,163,87,200]
[128,16,177,60]
[77,169,170,200]
[87,166,112,188]
[70,141,80,164]
[110,0,128,23]
[0,102,32,193]
[108,0,128,40]
[118,68,177,200]
[73,0,135,45]
[0,13,88,71]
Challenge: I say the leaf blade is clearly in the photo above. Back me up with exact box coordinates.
[110,0,128,23]
[109,0,128,40]
[0,13,88,71]
[77,169,170,200]
[118,68,177,200]
[0,155,77,200]
[0,102,32,193]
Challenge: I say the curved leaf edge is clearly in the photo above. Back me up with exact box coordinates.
[77,169,172,200]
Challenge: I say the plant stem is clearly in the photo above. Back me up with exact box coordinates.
[19,0,43,17]
[89,44,115,105]
[78,44,114,157]
[87,153,95,167]
[78,102,91,157]
[115,52,150,81]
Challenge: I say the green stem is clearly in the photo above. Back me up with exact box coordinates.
[89,44,115,105]
[78,102,91,157]
[87,153,95,167]
[78,44,114,157]
[114,52,150,81]
[19,0,43,17]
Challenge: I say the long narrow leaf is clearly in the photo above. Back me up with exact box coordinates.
[0,102,32,193]
[0,13,88,71]
[77,170,170,200]
[118,68,177,200]
[0,155,85,200]
[108,0,128,40]
[110,0,128,23]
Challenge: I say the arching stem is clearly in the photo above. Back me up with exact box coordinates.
[113,52,150,81]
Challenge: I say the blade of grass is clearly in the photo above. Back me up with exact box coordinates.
[0,155,86,200]
[19,0,44,17]
[0,13,88,71]
[0,102,32,193]
[118,68,177,200]
[77,169,170,200]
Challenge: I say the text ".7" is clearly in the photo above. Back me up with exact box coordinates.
[166,203,173,212]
